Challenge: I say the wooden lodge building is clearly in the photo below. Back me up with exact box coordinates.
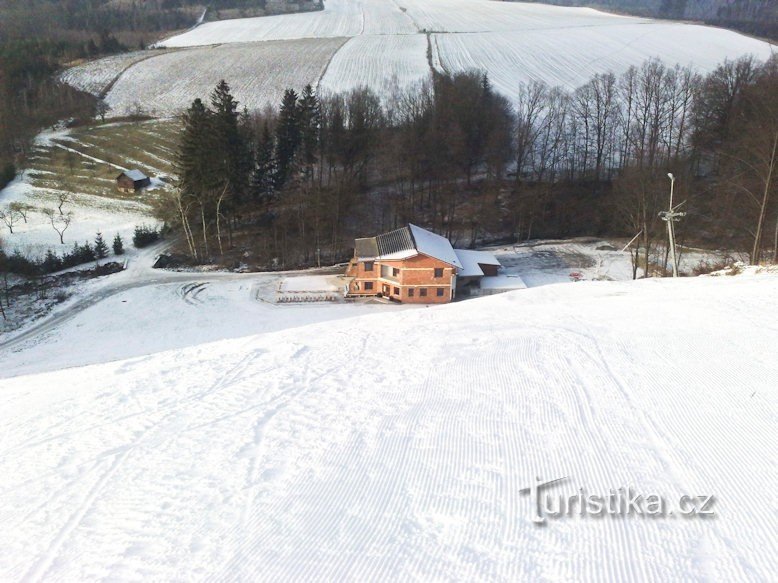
[116,170,151,193]
[345,224,501,304]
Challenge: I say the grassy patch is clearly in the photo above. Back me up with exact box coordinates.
[27,119,181,203]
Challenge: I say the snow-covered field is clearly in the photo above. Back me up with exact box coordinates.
[58,51,158,96]
[0,170,152,259]
[158,0,417,46]
[431,20,772,99]
[60,0,775,117]
[105,38,347,117]
[319,34,430,99]
[0,268,776,580]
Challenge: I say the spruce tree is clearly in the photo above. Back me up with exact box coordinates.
[42,249,62,273]
[210,80,251,204]
[275,88,301,190]
[176,98,215,201]
[80,241,95,263]
[252,121,277,201]
[94,231,108,260]
[298,84,321,183]
[113,233,124,255]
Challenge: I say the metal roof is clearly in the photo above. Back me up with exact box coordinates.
[454,249,501,277]
[121,169,149,182]
[354,224,463,269]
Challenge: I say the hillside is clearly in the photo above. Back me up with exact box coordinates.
[58,0,775,117]
[0,272,776,580]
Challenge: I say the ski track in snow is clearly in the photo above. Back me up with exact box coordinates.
[0,275,776,580]
[59,0,775,116]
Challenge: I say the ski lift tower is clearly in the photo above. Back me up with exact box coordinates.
[660,173,686,277]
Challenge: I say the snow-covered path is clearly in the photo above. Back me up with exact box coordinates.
[1,274,776,580]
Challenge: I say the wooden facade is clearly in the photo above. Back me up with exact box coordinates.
[116,170,151,193]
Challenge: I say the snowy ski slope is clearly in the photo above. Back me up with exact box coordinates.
[0,273,776,580]
[60,0,775,117]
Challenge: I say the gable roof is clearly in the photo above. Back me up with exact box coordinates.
[354,224,463,268]
[454,249,501,277]
[118,169,149,182]
[408,224,462,269]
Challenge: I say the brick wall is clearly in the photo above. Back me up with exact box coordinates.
[347,253,456,303]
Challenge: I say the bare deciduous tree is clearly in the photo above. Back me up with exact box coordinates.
[0,206,21,234]
[42,208,73,244]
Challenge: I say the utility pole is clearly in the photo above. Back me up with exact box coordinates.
[660,173,685,278]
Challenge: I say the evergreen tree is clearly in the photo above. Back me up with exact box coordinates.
[252,121,277,201]
[94,231,108,259]
[298,84,321,182]
[42,249,62,273]
[176,98,215,199]
[79,241,96,263]
[210,80,251,205]
[275,88,301,189]
[113,233,124,255]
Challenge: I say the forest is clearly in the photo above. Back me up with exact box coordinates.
[166,54,777,274]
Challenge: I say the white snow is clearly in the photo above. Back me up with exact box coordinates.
[478,273,527,289]
[278,274,340,292]
[0,270,776,580]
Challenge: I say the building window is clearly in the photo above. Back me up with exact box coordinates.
[408,288,415,297]
[437,288,444,297]
[393,287,400,296]
[434,267,443,278]
[420,288,427,297]
[364,281,373,291]
[364,261,374,271]
[393,267,400,277]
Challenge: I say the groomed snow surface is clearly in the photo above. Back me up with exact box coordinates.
[1,271,776,580]
[60,0,775,117]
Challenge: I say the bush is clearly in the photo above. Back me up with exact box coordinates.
[133,224,160,248]
[42,249,63,273]
[4,250,39,276]
[60,241,95,269]
[3,243,123,277]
